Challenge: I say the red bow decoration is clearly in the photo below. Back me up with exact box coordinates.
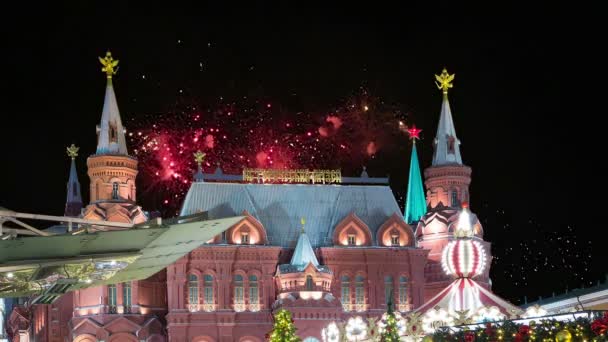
[465,331,476,342]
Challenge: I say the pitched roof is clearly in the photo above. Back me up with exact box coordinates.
[180,182,402,247]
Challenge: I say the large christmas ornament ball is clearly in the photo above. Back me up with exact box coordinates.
[555,329,572,342]
[441,239,486,278]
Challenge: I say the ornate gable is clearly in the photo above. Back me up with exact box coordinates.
[332,212,372,246]
[376,212,415,247]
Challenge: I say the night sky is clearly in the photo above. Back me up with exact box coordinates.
[2,3,604,304]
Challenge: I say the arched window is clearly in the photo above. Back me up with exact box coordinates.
[249,275,259,311]
[399,276,408,307]
[108,284,117,313]
[95,182,100,201]
[341,276,350,311]
[122,282,132,312]
[234,275,244,311]
[451,190,459,207]
[241,232,249,244]
[112,182,119,200]
[305,275,314,290]
[188,274,199,305]
[355,275,365,309]
[384,276,393,305]
[203,275,214,307]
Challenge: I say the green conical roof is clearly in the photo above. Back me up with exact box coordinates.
[404,143,427,224]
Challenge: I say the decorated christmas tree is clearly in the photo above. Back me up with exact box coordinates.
[266,309,302,342]
[380,293,401,342]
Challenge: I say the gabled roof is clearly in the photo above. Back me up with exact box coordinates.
[180,182,401,247]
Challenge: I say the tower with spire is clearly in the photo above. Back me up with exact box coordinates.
[64,144,83,217]
[415,69,490,301]
[404,125,427,224]
[82,51,146,226]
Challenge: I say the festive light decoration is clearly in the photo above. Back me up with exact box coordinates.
[378,311,406,341]
[428,313,608,342]
[441,239,487,278]
[266,309,301,342]
[422,307,455,333]
[321,322,340,342]
[522,304,548,318]
[473,306,506,323]
[345,316,368,341]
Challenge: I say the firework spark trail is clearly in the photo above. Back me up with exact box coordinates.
[128,90,410,215]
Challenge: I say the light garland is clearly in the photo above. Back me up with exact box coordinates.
[321,322,340,342]
[422,307,455,333]
[441,239,486,278]
[473,306,506,322]
[346,316,367,341]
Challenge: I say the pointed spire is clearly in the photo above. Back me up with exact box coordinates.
[95,51,128,155]
[193,150,206,182]
[404,126,427,224]
[432,68,463,166]
[290,217,319,267]
[65,144,82,217]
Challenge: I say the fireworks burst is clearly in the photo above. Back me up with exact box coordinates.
[128,89,410,215]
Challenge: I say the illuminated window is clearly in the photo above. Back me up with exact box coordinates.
[305,275,314,290]
[249,275,259,305]
[355,275,365,306]
[204,275,214,305]
[399,276,407,305]
[188,274,198,304]
[108,284,117,308]
[122,282,131,311]
[341,276,350,308]
[234,275,244,304]
[347,234,356,246]
[112,182,119,200]
[451,190,458,207]
[391,234,399,246]
[241,232,249,244]
[384,276,393,304]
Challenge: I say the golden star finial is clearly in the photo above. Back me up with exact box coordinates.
[435,68,455,96]
[194,150,206,166]
[66,144,79,160]
[99,51,119,79]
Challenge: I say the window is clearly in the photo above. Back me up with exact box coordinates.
[221,231,227,243]
[355,275,365,306]
[347,234,356,246]
[249,275,259,307]
[72,183,78,196]
[391,233,399,246]
[241,232,249,244]
[203,275,214,305]
[234,275,244,305]
[188,274,199,304]
[384,276,394,305]
[448,136,455,153]
[112,182,119,200]
[451,190,458,207]
[399,276,408,305]
[123,282,132,311]
[305,275,314,290]
[341,276,350,309]
[109,125,117,143]
[108,284,117,312]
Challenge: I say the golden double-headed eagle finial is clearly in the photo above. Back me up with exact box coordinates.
[194,150,206,166]
[435,68,455,96]
[99,51,119,79]
[66,144,79,160]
